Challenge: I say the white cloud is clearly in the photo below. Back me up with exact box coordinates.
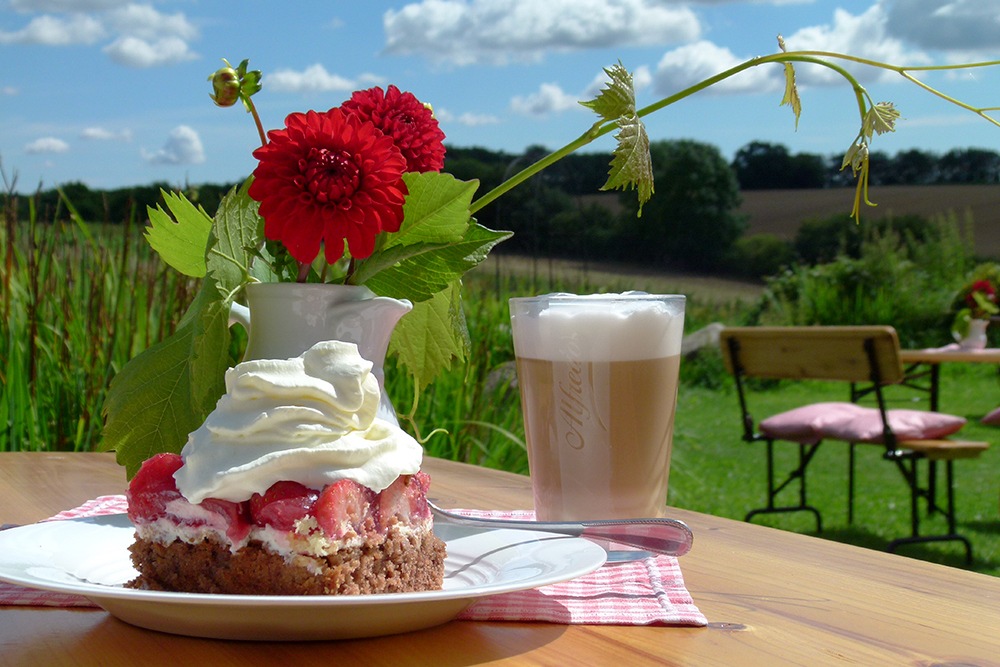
[266,64,358,94]
[3,2,198,67]
[884,0,1000,52]
[383,0,701,65]
[435,108,501,126]
[103,35,197,67]
[9,0,128,11]
[510,82,582,116]
[652,40,780,97]
[2,86,18,96]
[457,112,501,126]
[107,4,198,42]
[142,125,205,165]
[632,65,653,92]
[25,137,69,154]
[0,13,104,45]
[898,111,982,128]
[648,5,935,99]
[81,126,132,141]
[781,6,931,84]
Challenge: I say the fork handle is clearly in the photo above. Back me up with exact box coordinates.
[434,511,693,557]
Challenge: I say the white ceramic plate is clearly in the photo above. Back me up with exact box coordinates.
[0,514,606,641]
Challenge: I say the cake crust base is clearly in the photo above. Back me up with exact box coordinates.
[128,529,447,595]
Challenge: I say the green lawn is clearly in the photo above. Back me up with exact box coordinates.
[669,361,1000,575]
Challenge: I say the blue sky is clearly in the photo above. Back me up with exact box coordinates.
[2,0,999,192]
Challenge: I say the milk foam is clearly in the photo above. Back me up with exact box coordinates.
[510,292,685,362]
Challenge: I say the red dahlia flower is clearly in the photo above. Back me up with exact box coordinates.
[342,85,446,173]
[965,279,997,309]
[248,108,407,265]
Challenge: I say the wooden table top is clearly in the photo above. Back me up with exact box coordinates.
[3,452,999,666]
[900,347,1000,364]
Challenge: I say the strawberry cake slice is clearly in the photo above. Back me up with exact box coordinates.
[123,340,446,595]
[127,452,446,595]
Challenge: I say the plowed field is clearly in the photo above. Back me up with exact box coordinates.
[740,184,1000,258]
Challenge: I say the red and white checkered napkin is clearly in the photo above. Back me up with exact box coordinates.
[454,509,706,627]
[0,495,127,607]
[1,499,707,627]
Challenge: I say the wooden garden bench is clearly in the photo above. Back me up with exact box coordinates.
[719,325,989,562]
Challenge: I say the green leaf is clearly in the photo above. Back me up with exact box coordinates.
[863,101,901,139]
[352,170,507,300]
[352,170,508,387]
[777,35,802,130]
[207,179,263,289]
[780,63,802,129]
[389,282,471,391]
[971,290,1000,315]
[102,179,263,478]
[602,113,654,215]
[100,280,230,478]
[144,190,213,278]
[361,223,511,302]
[581,62,654,216]
[382,171,480,248]
[580,62,636,124]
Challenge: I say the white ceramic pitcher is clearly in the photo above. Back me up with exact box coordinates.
[229,282,412,424]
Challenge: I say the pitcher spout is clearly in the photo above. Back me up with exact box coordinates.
[230,282,412,425]
[331,291,413,370]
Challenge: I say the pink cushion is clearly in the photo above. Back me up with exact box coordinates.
[821,409,965,443]
[759,402,869,443]
[759,402,965,444]
[983,406,1000,426]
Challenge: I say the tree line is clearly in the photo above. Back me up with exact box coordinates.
[731,141,1000,189]
[17,141,999,225]
[11,141,997,278]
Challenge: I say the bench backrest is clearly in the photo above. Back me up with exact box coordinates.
[719,326,905,386]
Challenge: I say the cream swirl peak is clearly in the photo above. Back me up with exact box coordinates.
[174,340,422,504]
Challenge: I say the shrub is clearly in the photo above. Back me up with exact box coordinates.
[730,233,795,279]
[793,212,942,266]
[756,215,975,347]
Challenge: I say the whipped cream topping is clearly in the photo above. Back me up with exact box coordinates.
[174,340,422,503]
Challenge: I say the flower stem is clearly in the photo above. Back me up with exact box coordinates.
[469,51,867,216]
[344,257,357,285]
[297,261,311,282]
[244,94,267,147]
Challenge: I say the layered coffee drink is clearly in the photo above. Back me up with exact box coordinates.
[510,293,685,521]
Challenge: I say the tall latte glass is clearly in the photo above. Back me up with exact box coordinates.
[510,293,685,521]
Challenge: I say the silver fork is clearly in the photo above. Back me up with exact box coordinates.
[428,500,693,558]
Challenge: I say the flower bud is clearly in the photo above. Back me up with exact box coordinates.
[209,66,241,107]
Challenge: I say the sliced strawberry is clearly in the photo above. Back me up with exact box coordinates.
[376,472,432,530]
[312,479,376,539]
[126,453,184,523]
[409,471,433,502]
[249,481,319,531]
[200,498,252,543]
[377,475,410,526]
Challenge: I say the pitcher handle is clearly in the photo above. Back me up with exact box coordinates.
[229,301,251,331]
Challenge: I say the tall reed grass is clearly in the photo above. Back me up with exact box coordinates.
[1,192,197,451]
[0,188,747,458]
